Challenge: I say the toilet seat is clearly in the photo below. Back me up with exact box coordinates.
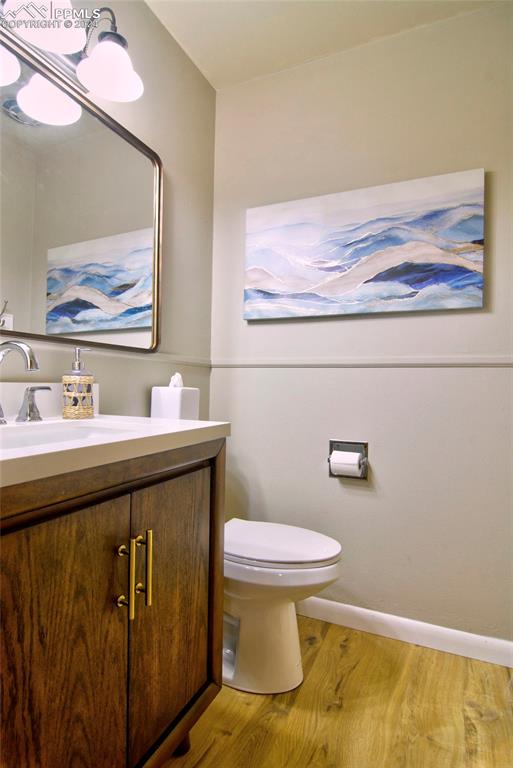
[225,553,341,569]
[225,518,342,570]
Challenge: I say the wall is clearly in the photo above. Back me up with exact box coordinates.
[0,122,37,329]
[1,0,216,418]
[210,4,513,639]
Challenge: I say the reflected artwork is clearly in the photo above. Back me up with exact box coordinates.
[46,229,153,334]
[244,169,484,320]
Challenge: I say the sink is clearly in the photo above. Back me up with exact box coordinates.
[0,422,137,450]
[0,414,231,489]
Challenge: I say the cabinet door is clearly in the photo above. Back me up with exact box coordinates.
[0,497,130,768]
[129,468,211,766]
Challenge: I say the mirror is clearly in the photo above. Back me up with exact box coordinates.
[0,32,162,352]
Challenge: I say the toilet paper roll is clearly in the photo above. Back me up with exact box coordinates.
[329,450,364,477]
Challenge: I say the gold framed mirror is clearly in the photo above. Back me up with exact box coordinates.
[0,28,162,352]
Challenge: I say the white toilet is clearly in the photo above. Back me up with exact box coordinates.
[223,518,342,694]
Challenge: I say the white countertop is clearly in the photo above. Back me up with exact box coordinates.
[0,415,230,488]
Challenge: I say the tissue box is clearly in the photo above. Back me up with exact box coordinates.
[150,386,200,420]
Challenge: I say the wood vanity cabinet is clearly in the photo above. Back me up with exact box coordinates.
[0,438,226,768]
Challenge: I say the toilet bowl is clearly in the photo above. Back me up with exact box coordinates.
[223,518,342,694]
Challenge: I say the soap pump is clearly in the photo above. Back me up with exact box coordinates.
[62,347,94,419]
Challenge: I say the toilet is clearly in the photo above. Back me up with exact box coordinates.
[223,518,342,694]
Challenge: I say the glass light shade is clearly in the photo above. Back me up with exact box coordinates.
[17,73,82,125]
[2,0,86,54]
[0,44,21,86]
[76,40,143,102]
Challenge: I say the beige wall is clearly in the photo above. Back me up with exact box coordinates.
[1,0,215,415]
[210,4,513,638]
[0,125,37,329]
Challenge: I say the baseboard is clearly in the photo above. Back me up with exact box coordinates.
[296,597,513,668]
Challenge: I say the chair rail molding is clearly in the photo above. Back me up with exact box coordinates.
[211,354,513,369]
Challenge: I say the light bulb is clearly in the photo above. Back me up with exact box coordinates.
[2,0,86,54]
[0,44,21,86]
[76,39,143,102]
[17,73,82,126]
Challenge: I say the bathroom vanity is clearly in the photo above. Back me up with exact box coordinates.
[0,417,229,768]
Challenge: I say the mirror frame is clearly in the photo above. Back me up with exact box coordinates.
[0,27,163,353]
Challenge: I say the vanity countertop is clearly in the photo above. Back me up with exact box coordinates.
[0,415,230,488]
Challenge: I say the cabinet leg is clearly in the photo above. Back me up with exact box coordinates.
[173,734,191,757]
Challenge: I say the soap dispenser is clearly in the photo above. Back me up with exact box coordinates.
[62,347,94,419]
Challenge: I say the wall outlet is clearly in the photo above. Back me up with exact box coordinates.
[0,313,14,330]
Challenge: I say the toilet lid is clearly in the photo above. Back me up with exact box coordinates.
[224,518,342,569]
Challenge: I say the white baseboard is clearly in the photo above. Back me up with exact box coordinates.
[296,597,513,668]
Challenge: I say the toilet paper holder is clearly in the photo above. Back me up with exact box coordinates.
[328,440,369,479]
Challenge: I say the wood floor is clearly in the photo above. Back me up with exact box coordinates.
[172,617,513,768]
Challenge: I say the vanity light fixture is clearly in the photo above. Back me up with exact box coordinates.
[17,72,82,125]
[0,42,20,86]
[1,3,143,128]
[2,0,86,54]
[76,8,143,103]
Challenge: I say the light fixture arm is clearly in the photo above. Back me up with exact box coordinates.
[82,6,123,57]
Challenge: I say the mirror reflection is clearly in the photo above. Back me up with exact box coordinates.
[0,43,159,350]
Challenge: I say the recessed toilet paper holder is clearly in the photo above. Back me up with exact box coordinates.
[328,440,369,479]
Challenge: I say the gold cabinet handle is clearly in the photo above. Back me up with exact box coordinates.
[146,529,153,607]
[135,529,153,607]
[117,537,137,620]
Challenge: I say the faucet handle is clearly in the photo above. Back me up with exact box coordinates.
[16,386,51,423]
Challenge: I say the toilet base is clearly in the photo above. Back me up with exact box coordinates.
[223,595,303,694]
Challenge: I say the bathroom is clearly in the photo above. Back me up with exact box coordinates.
[0,0,512,766]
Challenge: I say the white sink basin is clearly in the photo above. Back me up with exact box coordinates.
[0,415,230,488]
[0,422,138,450]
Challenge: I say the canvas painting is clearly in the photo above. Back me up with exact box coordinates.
[244,169,484,320]
[46,228,154,334]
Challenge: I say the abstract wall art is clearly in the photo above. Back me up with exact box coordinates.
[244,169,484,320]
[46,228,154,334]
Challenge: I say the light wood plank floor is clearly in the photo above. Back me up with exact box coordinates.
[173,617,513,768]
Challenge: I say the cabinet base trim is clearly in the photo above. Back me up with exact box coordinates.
[139,682,221,768]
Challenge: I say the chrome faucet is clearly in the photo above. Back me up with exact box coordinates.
[0,340,40,424]
[0,340,40,370]
[16,386,52,422]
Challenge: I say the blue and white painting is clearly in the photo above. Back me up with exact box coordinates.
[46,228,154,334]
[244,169,484,319]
